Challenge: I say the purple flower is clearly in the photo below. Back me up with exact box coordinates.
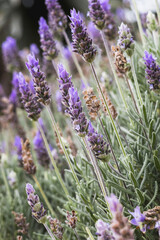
[30,43,40,59]
[95,219,115,240]
[68,87,88,137]
[38,17,58,60]
[87,121,110,161]
[18,72,41,121]
[14,135,23,165]
[100,0,111,13]
[26,54,51,105]
[69,8,97,63]
[2,37,21,72]
[10,72,24,108]
[9,89,17,105]
[57,64,73,112]
[129,206,146,232]
[88,0,105,30]
[117,23,134,56]
[100,0,116,40]
[143,50,160,92]
[55,90,65,113]
[45,0,67,33]
[33,119,50,167]
[26,183,47,223]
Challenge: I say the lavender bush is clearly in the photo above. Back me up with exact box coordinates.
[1,0,160,240]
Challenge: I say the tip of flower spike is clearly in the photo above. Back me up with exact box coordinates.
[118,22,128,33]
[2,36,17,51]
[88,121,95,134]
[39,17,48,31]
[143,50,156,62]
[18,72,27,94]
[58,63,72,81]
[30,43,39,56]
[26,183,35,195]
[100,0,111,13]
[26,53,39,70]
[70,8,81,23]
[106,194,123,213]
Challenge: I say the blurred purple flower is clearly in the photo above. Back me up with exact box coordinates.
[2,37,21,72]
[30,43,40,59]
[95,219,115,240]
[143,50,160,92]
[38,17,58,60]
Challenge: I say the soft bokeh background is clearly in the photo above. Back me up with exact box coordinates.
[0,0,159,93]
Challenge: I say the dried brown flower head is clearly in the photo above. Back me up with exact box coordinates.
[112,46,128,74]
[143,206,160,230]
[99,84,117,119]
[21,139,36,175]
[48,217,63,240]
[12,211,29,236]
[83,87,101,121]
[66,210,77,229]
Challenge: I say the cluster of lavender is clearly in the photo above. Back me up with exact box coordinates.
[143,51,160,92]
[26,183,47,224]
[1,0,160,239]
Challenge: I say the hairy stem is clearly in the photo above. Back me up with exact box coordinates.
[131,0,145,47]
[46,105,80,187]
[90,62,126,157]
[44,223,56,240]
[82,137,112,216]
[32,175,57,218]
[37,121,70,199]
[130,56,143,107]
[63,30,88,86]
[52,60,58,77]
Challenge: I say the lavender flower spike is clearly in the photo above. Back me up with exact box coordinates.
[107,194,134,240]
[2,37,21,72]
[95,219,115,240]
[87,121,110,161]
[88,0,105,30]
[18,72,41,121]
[143,50,160,92]
[26,183,47,224]
[14,136,23,166]
[69,8,97,63]
[57,64,73,111]
[45,0,67,33]
[38,17,58,60]
[26,54,51,105]
[68,87,88,137]
[117,22,134,56]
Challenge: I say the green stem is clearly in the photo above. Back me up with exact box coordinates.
[62,30,88,86]
[130,56,143,107]
[32,175,57,218]
[155,0,160,24]
[90,62,126,157]
[100,30,129,112]
[37,121,70,200]
[82,137,112,216]
[86,227,95,240]
[131,0,145,47]
[73,229,80,240]
[52,60,58,77]
[46,106,80,187]
[1,162,12,203]
[44,223,56,240]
